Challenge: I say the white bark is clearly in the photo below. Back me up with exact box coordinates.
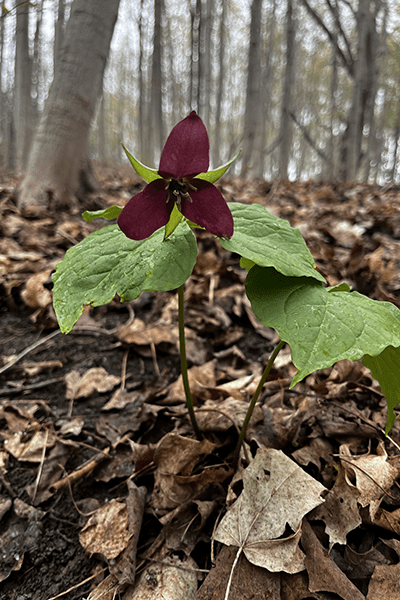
[18,0,120,208]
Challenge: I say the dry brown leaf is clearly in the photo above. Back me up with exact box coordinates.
[109,481,146,586]
[85,573,119,600]
[340,441,400,518]
[195,545,281,600]
[123,550,198,600]
[366,564,400,599]
[79,499,130,560]
[163,360,216,404]
[3,428,55,462]
[102,388,141,410]
[20,268,53,309]
[214,447,327,573]
[311,464,362,546]
[302,519,365,600]
[196,397,264,432]
[65,367,120,400]
[152,433,216,510]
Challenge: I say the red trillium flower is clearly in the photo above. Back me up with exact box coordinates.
[117,111,234,240]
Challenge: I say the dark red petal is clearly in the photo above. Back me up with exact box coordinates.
[117,180,172,241]
[158,111,209,180]
[181,179,233,238]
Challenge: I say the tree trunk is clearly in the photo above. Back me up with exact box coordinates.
[212,0,226,168]
[14,1,35,171]
[240,0,263,178]
[152,0,164,159]
[54,0,66,73]
[18,0,120,209]
[278,0,295,179]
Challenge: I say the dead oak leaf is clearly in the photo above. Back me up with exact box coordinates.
[214,447,327,573]
[340,441,400,519]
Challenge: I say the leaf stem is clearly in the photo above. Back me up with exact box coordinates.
[233,339,285,464]
[178,284,202,440]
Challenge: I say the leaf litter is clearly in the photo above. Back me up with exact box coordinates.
[1,169,400,598]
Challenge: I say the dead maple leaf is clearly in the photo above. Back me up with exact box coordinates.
[214,447,326,574]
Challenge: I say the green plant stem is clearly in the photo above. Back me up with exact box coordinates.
[178,284,202,440]
[233,339,285,464]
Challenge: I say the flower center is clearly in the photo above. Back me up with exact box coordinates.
[165,178,197,211]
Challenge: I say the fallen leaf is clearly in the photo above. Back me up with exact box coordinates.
[302,519,365,600]
[366,564,400,599]
[109,481,146,586]
[311,463,362,546]
[152,433,216,510]
[123,550,198,600]
[214,447,327,573]
[195,545,281,600]
[340,441,400,518]
[65,367,120,400]
[80,499,130,560]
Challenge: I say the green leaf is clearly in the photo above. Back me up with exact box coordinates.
[363,347,400,433]
[164,204,184,240]
[122,144,161,183]
[246,266,400,388]
[220,203,326,283]
[53,222,197,333]
[82,205,123,223]
[196,149,241,184]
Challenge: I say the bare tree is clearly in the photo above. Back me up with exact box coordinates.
[14,1,35,170]
[18,0,120,208]
[299,0,387,181]
[240,0,263,177]
[278,0,295,179]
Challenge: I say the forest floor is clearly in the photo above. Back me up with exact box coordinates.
[1,164,400,600]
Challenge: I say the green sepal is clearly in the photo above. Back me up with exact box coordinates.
[196,149,241,184]
[240,257,256,271]
[83,205,124,223]
[122,144,161,183]
[164,204,184,240]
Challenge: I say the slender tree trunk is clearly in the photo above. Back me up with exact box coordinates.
[199,0,212,128]
[54,0,66,73]
[0,0,4,165]
[152,0,164,158]
[191,0,201,112]
[212,0,226,167]
[18,0,120,208]
[258,0,277,178]
[240,0,263,177]
[278,0,295,179]
[14,1,34,171]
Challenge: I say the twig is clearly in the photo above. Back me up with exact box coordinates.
[0,329,61,375]
[50,447,110,493]
[32,427,49,502]
[0,377,64,396]
[46,567,107,600]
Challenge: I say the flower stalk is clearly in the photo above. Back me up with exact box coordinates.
[233,339,285,464]
[178,283,202,440]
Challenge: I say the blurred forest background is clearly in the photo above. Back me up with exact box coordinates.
[1,0,400,190]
